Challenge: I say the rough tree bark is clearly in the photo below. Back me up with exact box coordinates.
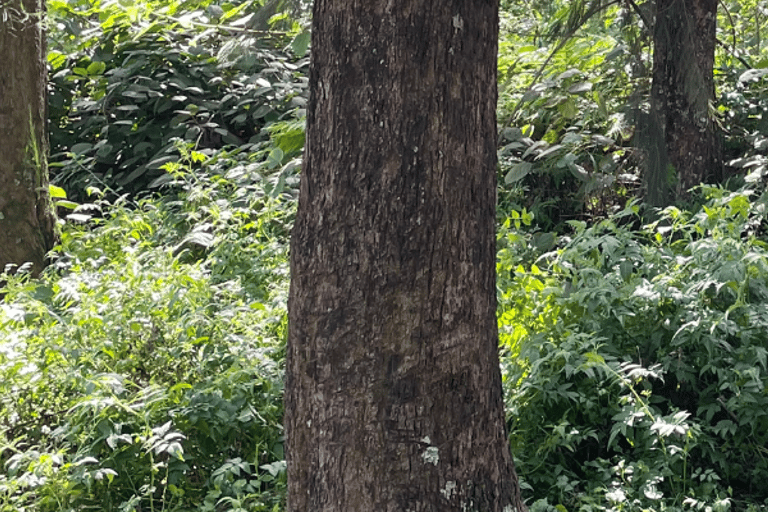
[0,0,57,276]
[647,0,721,204]
[285,0,525,511]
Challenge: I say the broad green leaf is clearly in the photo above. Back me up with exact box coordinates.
[70,142,93,155]
[56,200,79,210]
[49,184,67,199]
[266,148,284,169]
[567,81,592,94]
[504,162,533,184]
[291,30,311,58]
[86,61,106,75]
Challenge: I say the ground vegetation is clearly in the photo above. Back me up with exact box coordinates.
[1,0,768,510]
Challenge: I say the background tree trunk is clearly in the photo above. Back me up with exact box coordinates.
[0,0,57,276]
[648,0,720,204]
[285,1,525,511]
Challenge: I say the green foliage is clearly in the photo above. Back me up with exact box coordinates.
[47,0,308,200]
[4,0,768,510]
[500,189,768,511]
[496,0,768,230]
[497,1,647,230]
[0,145,296,511]
[719,67,768,187]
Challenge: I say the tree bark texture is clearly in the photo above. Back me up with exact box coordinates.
[0,0,57,276]
[285,1,525,511]
[649,0,720,203]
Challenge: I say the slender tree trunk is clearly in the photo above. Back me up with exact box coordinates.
[648,0,720,204]
[0,0,57,276]
[285,1,525,511]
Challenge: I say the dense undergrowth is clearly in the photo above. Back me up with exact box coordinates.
[1,150,297,510]
[47,0,308,200]
[498,186,768,511]
[8,169,768,512]
[3,0,768,510]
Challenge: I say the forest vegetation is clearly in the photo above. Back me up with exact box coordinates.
[1,0,768,510]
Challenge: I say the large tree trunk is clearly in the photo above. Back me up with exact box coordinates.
[0,0,57,277]
[647,0,720,204]
[285,1,525,511]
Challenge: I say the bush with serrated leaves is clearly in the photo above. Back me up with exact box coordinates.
[0,144,297,511]
[499,186,768,511]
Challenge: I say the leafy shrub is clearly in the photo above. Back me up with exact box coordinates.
[496,0,768,231]
[499,187,768,511]
[496,2,647,231]
[719,67,768,186]
[0,146,296,511]
[47,0,308,200]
